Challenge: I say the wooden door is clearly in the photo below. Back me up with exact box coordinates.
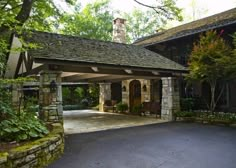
[129,80,141,111]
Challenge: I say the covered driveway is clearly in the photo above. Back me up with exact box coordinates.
[63,110,166,134]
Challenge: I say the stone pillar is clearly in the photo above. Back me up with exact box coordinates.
[161,77,180,121]
[99,83,111,111]
[39,71,63,123]
[12,84,23,111]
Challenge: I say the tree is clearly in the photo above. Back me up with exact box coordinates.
[0,0,75,74]
[123,8,180,43]
[187,30,236,112]
[60,0,113,41]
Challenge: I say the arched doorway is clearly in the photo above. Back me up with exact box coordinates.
[129,80,141,111]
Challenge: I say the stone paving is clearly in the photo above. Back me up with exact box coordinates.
[63,110,167,134]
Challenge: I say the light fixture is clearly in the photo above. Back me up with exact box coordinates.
[143,84,147,92]
[122,85,126,92]
[50,80,57,93]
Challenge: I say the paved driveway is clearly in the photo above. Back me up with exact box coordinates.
[63,110,165,134]
[48,122,236,168]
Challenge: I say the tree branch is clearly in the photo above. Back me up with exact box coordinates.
[133,0,173,19]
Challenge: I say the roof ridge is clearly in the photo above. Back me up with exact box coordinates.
[29,30,135,47]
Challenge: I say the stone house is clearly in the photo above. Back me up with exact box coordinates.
[134,8,236,112]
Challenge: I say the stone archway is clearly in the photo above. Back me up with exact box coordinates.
[129,80,141,112]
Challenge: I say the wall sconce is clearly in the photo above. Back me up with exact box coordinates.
[50,80,57,93]
[143,84,147,92]
[122,85,126,92]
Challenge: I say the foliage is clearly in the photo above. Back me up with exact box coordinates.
[74,87,85,100]
[187,30,235,112]
[0,111,49,142]
[0,77,48,142]
[60,0,113,41]
[180,98,194,111]
[133,0,182,20]
[123,6,182,42]
[131,104,142,114]
[116,102,128,112]
[206,113,236,122]
[0,0,75,75]
[88,84,99,106]
[233,32,236,57]
[176,111,236,124]
[175,111,195,117]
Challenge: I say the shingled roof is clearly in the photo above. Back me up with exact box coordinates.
[134,8,236,46]
[24,31,186,72]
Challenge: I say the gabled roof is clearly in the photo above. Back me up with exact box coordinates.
[134,8,236,46]
[24,31,186,72]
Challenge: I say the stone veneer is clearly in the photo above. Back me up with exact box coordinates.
[161,77,180,121]
[0,123,64,168]
[122,79,151,109]
[39,71,63,123]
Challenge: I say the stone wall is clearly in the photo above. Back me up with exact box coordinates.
[122,79,151,109]
[0,123,64,168]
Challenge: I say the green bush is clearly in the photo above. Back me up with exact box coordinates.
[131,104,142,115]
[180,98,194,111]
[0,111,49,142]
[116,102,128,112]
[175,111,195,117]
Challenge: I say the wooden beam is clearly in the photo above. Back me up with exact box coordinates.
[35,58,188,74]
[14,52,23,78]
[87,75,131,82]
[63,74,110,82]
[51,65,170,78]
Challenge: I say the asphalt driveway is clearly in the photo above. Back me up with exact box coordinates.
[48,122,236,168]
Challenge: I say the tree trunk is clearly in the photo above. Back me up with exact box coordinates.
[209,80,216,113]
[209,81,225,113]
[0,0,34,36]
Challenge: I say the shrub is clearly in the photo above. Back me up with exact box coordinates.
[131,104,142,115]
[116,102,128,112]
[180,98,194,111]
[175,111,195,117]
[0,111,49,142]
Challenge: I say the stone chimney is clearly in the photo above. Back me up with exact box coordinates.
[112,18,126,43]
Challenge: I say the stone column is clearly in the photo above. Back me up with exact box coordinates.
[161,77,180,121]
[39,71,63,123]
[99,83,111,112]
[12,84,23,111]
